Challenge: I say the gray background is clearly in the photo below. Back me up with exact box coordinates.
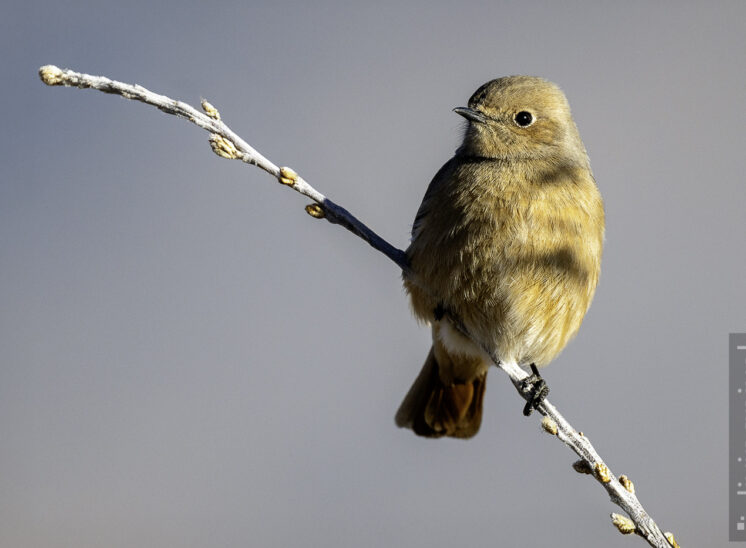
[2,1,744,547]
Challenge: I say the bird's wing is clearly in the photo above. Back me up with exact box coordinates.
[410,157,457,241]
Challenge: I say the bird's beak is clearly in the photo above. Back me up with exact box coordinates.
[453,107,488,124]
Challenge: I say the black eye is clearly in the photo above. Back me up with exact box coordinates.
[514,111,534,127]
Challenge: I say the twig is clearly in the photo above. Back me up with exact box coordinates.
[38,65,677,548]
[37,65,409,273]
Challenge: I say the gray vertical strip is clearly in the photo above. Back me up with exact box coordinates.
[731,333,746,541]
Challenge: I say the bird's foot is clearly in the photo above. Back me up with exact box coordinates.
[521,363,549,416]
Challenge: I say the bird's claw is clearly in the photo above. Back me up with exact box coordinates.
[521,363,549,416]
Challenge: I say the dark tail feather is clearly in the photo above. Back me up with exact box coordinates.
[395,347,487,439]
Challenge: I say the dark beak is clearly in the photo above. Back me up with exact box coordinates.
[453,107,488,124]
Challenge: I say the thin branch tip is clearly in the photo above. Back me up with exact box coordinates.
[39,65,64,86]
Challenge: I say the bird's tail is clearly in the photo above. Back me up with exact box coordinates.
[395,347,487,439]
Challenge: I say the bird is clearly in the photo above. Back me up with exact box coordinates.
[396,76,604,438]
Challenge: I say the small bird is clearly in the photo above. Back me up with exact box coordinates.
[396,76,604,438]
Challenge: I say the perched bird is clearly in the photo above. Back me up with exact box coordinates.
[396,76,604,438]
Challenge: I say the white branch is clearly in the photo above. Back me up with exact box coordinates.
[37,65,409,272]
[38,65,678,548]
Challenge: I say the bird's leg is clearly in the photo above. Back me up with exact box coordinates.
[432,307,549,416]
[521,363,549,416]
[433,303,445,321]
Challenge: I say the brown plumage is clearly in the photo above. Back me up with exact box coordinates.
[396,76,604,438]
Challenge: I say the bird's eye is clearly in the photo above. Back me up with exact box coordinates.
[514,111,534,127]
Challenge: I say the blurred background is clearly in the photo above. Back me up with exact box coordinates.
[2,1,744,546]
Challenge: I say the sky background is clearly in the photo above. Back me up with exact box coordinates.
[2,1,745,547]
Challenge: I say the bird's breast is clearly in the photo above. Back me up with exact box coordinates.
[406,157,603,365]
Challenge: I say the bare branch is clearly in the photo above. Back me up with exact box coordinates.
[38,65,409,273]
[38,64,676,548]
